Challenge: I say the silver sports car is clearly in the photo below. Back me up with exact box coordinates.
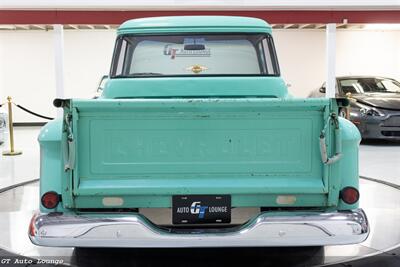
[309,76,400,140]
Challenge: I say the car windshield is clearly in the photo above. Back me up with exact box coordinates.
[340,78,400,94]
[110,33,279,77]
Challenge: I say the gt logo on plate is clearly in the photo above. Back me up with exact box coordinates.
[190,202,208,218]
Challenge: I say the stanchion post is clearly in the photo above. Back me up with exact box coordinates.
[2,96,22,156]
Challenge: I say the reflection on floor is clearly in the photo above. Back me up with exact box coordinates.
[359,139,400,185]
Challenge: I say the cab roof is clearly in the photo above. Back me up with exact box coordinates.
[118,16,272,35]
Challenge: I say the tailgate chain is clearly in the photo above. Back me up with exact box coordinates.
[319,113,342,165]
[63,113,75,171]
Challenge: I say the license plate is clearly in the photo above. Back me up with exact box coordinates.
[172,195,231,224]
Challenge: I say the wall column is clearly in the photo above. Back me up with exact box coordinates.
[325,23,336,98]
[53,24,65,117]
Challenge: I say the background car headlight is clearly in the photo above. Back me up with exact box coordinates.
[360,107,384,116]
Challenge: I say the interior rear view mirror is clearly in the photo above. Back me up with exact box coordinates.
[184,38,206,50]
[184,44,205,50]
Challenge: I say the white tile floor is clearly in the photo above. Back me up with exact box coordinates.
[359,140,400,185]
[1,127,399,189]
[0,127,40,189]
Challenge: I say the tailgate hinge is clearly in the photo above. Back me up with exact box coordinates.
[319,113,342,165]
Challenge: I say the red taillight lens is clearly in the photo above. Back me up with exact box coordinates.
[340,187,360,204]
[41,191,59,209]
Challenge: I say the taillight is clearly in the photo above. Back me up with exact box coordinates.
[340,187,360,204]
[41,191,60,209]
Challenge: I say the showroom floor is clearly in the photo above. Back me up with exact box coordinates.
[0,127,40,189]
[0,126,400,266]
[359,139,400,185]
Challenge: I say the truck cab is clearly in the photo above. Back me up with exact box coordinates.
[29,16,368,247]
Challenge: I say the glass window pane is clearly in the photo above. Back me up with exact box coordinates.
[115,40,127,76]
[111,34,279,77]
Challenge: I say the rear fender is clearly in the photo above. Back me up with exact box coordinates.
[336,117,362,210]
[38,119,66,212]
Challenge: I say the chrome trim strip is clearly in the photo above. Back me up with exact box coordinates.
[29,209,369,248]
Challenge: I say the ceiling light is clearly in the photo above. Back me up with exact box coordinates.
[0,25,16,30]
[363,24,400,30]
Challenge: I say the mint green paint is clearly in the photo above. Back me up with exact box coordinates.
[118,16,272,35]
[337,117,362,210]
[37,119,65,212]
[38,120,62,142]
[56,97,346,209]
[102,77,288,99]
[74,194,327,209]
[37,16,361,215]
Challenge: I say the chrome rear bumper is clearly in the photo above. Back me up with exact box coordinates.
[29,209,369,247]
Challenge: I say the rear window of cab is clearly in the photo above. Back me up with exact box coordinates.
[111,33,280,78]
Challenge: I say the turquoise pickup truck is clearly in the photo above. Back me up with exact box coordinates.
[29,16,369,247]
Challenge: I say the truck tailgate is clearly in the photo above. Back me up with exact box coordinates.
[60,98,337,208]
